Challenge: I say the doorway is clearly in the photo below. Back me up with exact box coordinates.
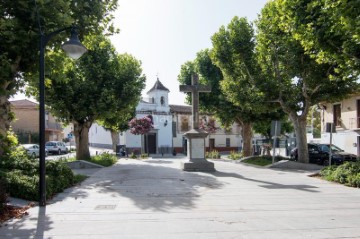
[144,133,157,154]
[209,138,215,151]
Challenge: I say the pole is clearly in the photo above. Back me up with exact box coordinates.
[329,123,333,166]
[39,34,46,206]
[272,121,278,164]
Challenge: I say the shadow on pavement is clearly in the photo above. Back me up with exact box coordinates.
[209,170,319,193]
[53,161,225,212]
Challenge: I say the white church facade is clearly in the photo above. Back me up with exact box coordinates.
[89,78,243,155]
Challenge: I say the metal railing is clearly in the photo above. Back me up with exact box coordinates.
[348,117,360,129]
[46,122,63,130]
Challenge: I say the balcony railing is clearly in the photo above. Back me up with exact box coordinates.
[348,117,360,129]
[46,122,63,131]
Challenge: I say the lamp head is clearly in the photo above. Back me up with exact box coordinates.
[61,28,87,59]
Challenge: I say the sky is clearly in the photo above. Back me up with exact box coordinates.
[109,0,269,105]
[12,0,269,105]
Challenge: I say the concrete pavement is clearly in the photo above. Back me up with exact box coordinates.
[1,157,360,239]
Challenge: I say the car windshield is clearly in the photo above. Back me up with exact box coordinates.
[320,144,343,152]
[46,142,56,146]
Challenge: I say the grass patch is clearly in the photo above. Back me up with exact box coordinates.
[241,156,286,166]
[85,152,118,167]
[64,152,118,167]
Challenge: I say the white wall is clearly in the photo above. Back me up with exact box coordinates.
[88,123,113,148]
[321,131,359,155]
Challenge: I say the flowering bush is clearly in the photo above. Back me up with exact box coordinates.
[128,116,154,135]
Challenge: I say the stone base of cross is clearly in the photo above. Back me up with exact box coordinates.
[181,129,215,172]
[179,74,215,172]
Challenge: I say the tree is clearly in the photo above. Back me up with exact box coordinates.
[128,116,154,135]
[97,106,136,152]
[256,0,358,163]
[279,0,360,79]
[34,35,145,160]
[210,17,286,156]
[0,0,118,155]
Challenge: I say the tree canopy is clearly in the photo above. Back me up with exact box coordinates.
[256,0,359,163]
[36,35,145,159]
[0,0,118,155]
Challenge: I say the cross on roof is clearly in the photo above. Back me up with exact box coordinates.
[179,74,211,129]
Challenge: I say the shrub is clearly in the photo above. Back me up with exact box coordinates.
[140,153,148,159]
[320,162,360,187]
[129,152,137,159]
[206,150,221,159]
[88,153,118,167]
[229,151,243,160]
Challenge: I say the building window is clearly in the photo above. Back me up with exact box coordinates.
[333,104,341,126]
[160,96,165,105]
[181,116,189,131]
[226,138,230,147]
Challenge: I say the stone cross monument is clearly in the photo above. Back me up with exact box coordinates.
[179,74,215,171]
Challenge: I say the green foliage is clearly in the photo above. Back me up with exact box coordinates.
[206,150,221,159]
[29,35,145,160]
[140,154,148,159]
[1,0,119,156]
[320,162,360,187]
[0,139,86,201]
[242,156,285,166]
[15,130,39,144]
[229,151,243,160]
[129,152,137,159]
[88,153,118,167]
[279,0,360,80]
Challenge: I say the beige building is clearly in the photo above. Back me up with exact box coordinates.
[170,104,242,154]
[10,99,64,143]
[320,94,360,155]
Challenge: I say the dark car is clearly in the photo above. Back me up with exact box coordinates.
[290,143,358,165]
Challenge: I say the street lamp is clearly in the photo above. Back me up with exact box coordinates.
[39,26,87,207]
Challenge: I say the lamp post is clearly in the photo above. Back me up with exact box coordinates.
[39,27,87,206]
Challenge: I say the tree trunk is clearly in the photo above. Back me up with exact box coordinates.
[110,130,119,152]
[290,113,309,164]
[0,95,12,156]
[241,121,253,157]
[73,121,92,160]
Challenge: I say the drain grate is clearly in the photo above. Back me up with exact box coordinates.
[94,205,116,210]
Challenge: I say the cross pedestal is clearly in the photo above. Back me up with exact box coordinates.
[179,74,215,172]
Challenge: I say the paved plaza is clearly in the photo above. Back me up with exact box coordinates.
[1,157,360,239]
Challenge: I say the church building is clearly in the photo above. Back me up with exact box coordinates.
[89,78,242,154]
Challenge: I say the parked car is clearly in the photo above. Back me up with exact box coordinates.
[45,141,68,155]
[21,144,48,158]
[290,143,358,165]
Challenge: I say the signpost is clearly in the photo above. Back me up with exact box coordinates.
[67,133,73,151]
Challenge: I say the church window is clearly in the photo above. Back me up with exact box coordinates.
[226,138,230,147]
[161,96,165,105]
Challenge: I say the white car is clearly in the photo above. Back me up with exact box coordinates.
[45,141,68,155]
[21,144,48,158]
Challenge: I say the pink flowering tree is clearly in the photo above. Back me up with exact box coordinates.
[128,116,154,135]
[199,117,218,133]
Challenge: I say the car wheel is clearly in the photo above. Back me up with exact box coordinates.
[58,149,62,155]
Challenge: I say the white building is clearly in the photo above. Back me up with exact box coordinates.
[89,78,243,154]
[320,94,360,156]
